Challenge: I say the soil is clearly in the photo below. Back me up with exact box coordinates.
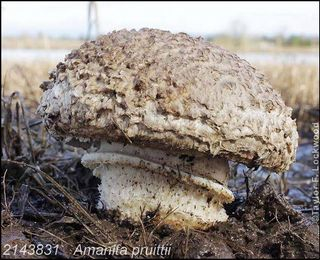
[1,94,319,259]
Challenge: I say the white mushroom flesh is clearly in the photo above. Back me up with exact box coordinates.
[82,142,234,229]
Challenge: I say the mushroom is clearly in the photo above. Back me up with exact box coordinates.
[38,28,298,229]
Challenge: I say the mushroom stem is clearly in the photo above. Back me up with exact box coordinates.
[82,142,234,229]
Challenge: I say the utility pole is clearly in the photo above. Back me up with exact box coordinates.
[87,1,99,40]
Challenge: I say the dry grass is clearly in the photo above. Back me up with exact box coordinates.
[257,63,319,109]
[1,60,318,110]
[211,38,319,54]
[2,36,82,50]
[1,61,55,106]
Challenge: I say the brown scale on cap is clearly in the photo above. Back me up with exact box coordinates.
[38,28,298,173]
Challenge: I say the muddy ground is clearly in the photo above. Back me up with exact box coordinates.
[1,93,319,259]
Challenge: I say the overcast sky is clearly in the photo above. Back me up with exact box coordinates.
[1,1,319,38]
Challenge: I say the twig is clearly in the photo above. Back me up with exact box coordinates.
[139,217,147,246]
[280,172,287,194]
[2,159,112,241]
[15,102,21,144]
[38,227,73,247]
[29,187,60,206]
[2,95,13,159]
[1,70,9,97]
[25,119,43,129]
[111,117,132,144]
[243,167,257,199]
[17,184,30,222]
[83,235,117,249]
[2,170,8,209]
[17,93,35,163]
[148,206,178,241]
[184,226,190,258]
[27,201,48,222]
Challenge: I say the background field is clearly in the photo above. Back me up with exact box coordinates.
[2,37,319,109]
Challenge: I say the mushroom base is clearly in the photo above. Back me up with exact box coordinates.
[82,142,234,229]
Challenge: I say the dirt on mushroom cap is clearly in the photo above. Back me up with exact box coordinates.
[38,28,298,173]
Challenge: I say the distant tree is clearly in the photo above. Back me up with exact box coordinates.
[285,35,312,47]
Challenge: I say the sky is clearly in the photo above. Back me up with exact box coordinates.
[1,1,319,38]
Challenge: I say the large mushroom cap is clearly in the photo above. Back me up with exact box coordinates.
[38,28,298,172]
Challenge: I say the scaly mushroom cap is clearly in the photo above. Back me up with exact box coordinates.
[38,28,298,172]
